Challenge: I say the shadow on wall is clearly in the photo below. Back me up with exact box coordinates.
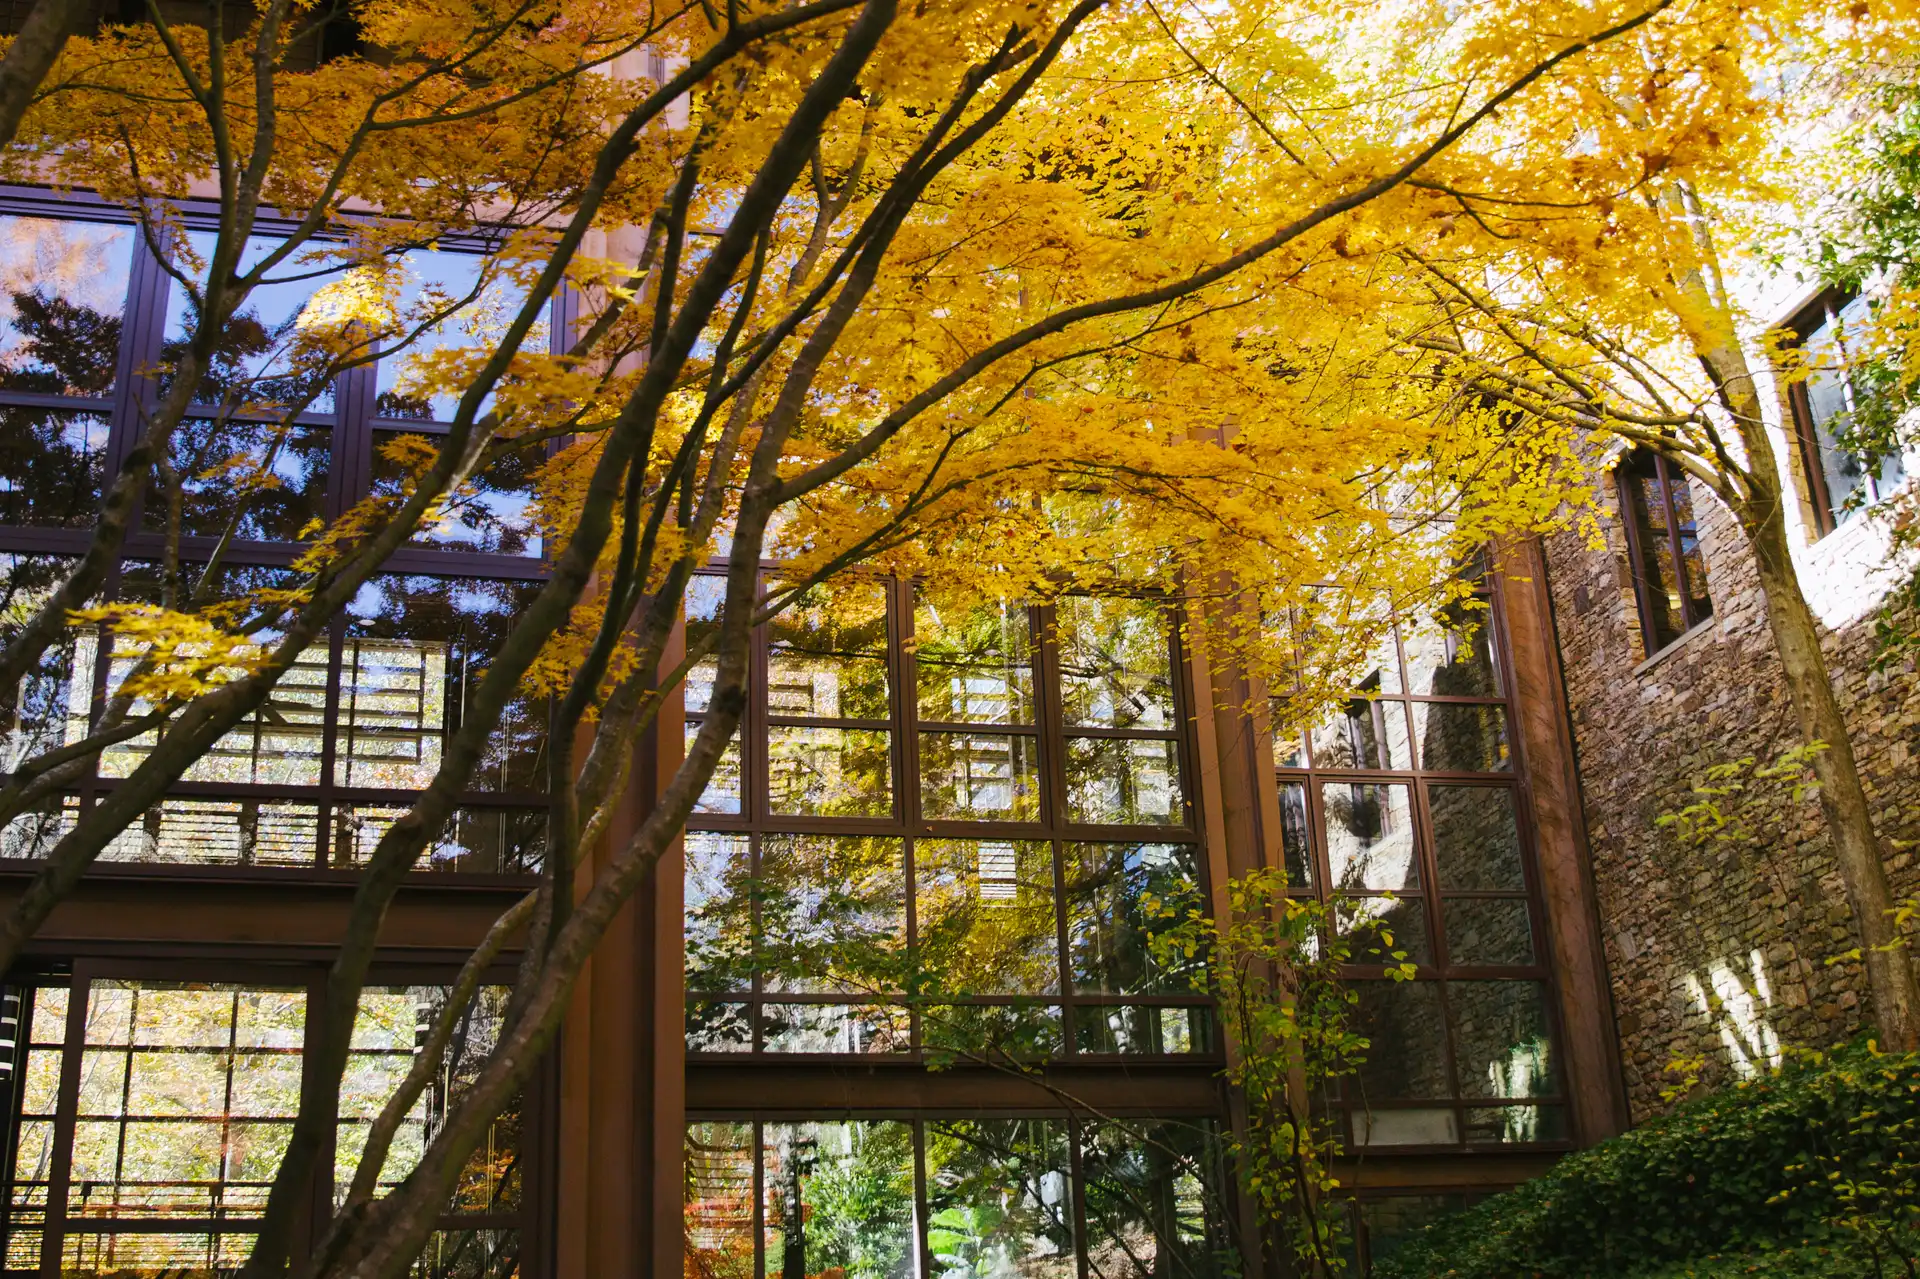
[1684,949,1784,1079]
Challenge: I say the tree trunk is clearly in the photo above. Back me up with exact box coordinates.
[1743,486,1920,1050]
[0,0,83,152]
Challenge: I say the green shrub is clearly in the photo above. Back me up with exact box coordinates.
[1373,1043,1920,1278]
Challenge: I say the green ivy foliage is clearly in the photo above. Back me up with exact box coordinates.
[1373,1043,1920,1279]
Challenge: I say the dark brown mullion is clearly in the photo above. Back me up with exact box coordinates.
[0,985,33,1265]
[748,575,771,831]
[760,715,893,730]
[1410,777,1448,975]
[0,392,116,414]
[1616,462,1666,654]
[1656,455,1700,632]
[1789,380,1839,538]
[891,579,922,1053]
[103,224,171,487]
[39,968,92,1279]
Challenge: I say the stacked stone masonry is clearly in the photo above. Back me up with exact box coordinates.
[1545,473,1920,1121]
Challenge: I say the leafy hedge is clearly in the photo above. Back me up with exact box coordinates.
[1373,1043,1920,1278]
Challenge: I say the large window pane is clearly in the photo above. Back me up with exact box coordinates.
[99,797,319,868]
[342,576,548,792]
[0,408,109,528]
[1276,779,1313,889]
[1427,786,1524,890]
[1336,895,1431,965]
[146,417,330,542]
[1079,1119,1232,1278]
[102,563,324,787]
[1062,843,1203,995]
[757,835,905,995]
[760,1003,909,1055]
[1056,597,1174,731]
[762,1121,915,1279]
[915,839,1059,996]
[164,232,345,413]
[1402,603,1500,698]
[684,1122,755,1277]
[1064,736,1178,825]
[8,988,66,1271]
[1310,695,1410,770]
[687,722,743,815]
[920,731,1039,821]
[329,804,546,874]
[1448,980,1555,1101]
[914,595,1034,725]
[375,248,548,422]
[1347,981,1449,1100]
[685,833,753,993]
[0,554,87,774]
[336,986,519,1215]
[1413,702,1510,773]
[69,982,306,1227]
[1322,782,1417,892]
[925,1119,1075,1278]
[371,429,543,557]
[0,215,135,395]
[767,725,890,818]
[768,578,890,721]
[1072,1004,1210,1055]
[1443,899,1535,967]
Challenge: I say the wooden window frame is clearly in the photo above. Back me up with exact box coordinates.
[1616,448,1713,655]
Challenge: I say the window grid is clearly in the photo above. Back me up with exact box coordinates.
[0,196,556,880]
[1785,289,1910,539]
[684,576,1211,1061]
[1273,583,1572,1152]
[1616,448,1713,654]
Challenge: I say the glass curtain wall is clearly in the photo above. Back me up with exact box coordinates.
[0,199,553,876]
[1273,579,1569,1152]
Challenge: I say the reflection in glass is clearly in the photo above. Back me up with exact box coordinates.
[0,216,134,395]
[1413,702,1509,772]
[68,982,307,1234]
[925,1119,1075,1279]
[1443,899,1535,966]
[921,1004,1063,1060]
[1348,981,1449,1099]
[343,576,547,792]
[758,835,905,994]
[330,805,545,874]
[1336,895,1430,965]
[1310,691,1410,770]
[1350,1109,1459,1148]
[147,418,330,542]
[685,1002,753,1054]
[1064,735,1177,825]
[1402,604,1500,698]
[1079,1119,1231,1278]
[376,247,549,421]
[760,1004,909,1055]
[684,1122,755,1276]
[769,578,889,720]
[337,986,519,1216]
[9,987,65,1271]
[685,833,753,992]
[0,554,85,774]
[1322,782,1417,892]
[914,595,1034,725]
[1062,843,1203,995]
[1448,980,1554,1100]
[1056,597,1173,730]
[164,231,346,413]
[1072,1005,1209,1055]
[688,722,743,815]
[915,839,1058,996]
[767,725,890,818]
[762,1122,915,1279]
[685,574,724,716]
[1463,1105,1567,1146]
[1277,779,1312,889]
[1427,786,1523,890]
[99,798,318,867]
[0,409,108,528]
[1360,1194,1470,1260]
[371,430,543,557]
[920,731,1039,821]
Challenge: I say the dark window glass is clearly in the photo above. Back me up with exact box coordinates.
[1443,899,1535,967]
[1061,842,1203,995]
[1361,1196,1470,1266]
[1348,981,1450,1100]
[1428,786,1524,891]
[0,215,134,395]
[1078,1119,1233,1277]
[342,576,548,793]
[1618,448,1713,652]
[146,417,331,542]
[1448,980,1555,1100]
[0,408,109,528]
[1072,1004,1211,1055]
[1412,702,1510,773]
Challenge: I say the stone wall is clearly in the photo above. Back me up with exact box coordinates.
[1544,467,1920,1121]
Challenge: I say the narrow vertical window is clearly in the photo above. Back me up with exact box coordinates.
[1618,448,1713,654]
[1787,290,1909,537]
